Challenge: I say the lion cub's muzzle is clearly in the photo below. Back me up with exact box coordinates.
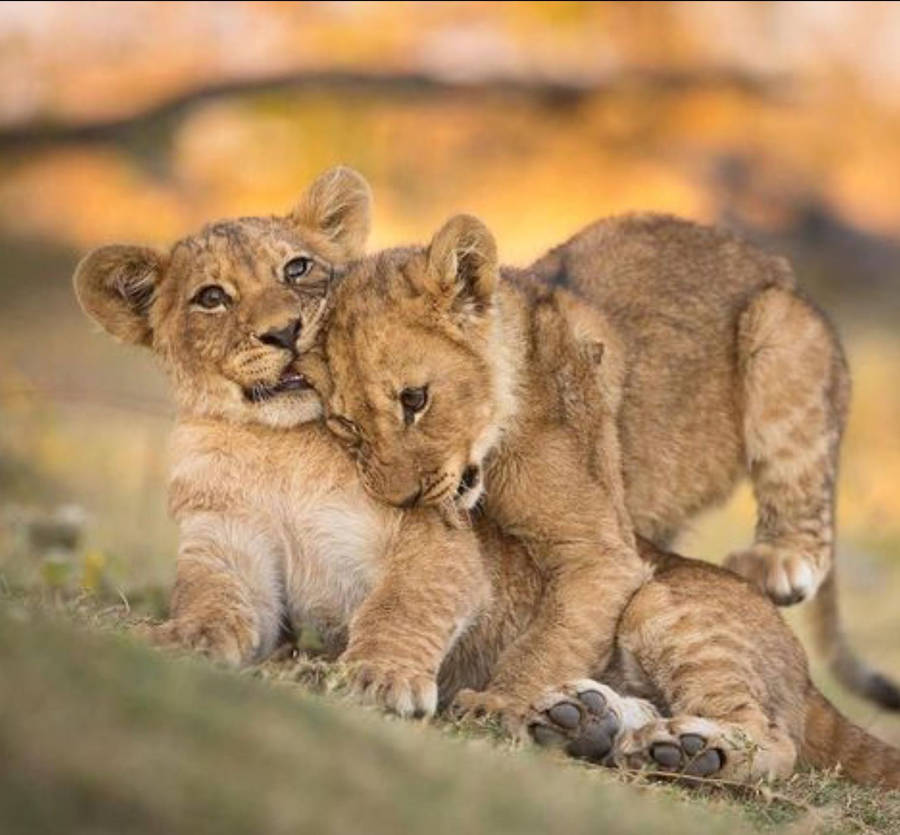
[243,366,312,403]
[383,465,481,510]
[241,315,314,403]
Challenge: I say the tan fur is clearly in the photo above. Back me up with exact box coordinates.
[527,217,895,706]
[322,211,898,710]
[76,197,899,786]
[601,545,900,788]
[322,218,652,713]
[74,168,491,715]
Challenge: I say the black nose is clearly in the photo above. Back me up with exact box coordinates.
[258,319,301,350]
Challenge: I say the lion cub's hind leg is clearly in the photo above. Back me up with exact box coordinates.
[527,679,660,765]
[727,287,849,606]
[614,564,804,783]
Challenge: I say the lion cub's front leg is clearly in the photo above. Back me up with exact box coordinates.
[149,513,283,667]
[454,430,649,721]
[340,510,490,718]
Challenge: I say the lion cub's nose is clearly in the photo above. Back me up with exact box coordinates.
[257,319,301,350]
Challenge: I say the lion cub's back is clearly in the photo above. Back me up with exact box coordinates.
[533,213,794,312]
[531,213,798,540]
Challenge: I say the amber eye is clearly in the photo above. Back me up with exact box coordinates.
[400,386,428,425]
[191,285,230,310]
[284,256,314,284]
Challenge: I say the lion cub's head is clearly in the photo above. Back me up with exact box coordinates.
[323,214,511,510]
[75,166,371,428]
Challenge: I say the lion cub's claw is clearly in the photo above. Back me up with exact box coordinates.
[528,680,623,764]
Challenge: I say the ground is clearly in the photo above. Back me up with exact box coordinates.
[2,587,897,835]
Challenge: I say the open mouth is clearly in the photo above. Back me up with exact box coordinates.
[243,368,312,403]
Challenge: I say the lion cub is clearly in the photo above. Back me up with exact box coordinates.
[322,217,652,713]
[74,168,490,716]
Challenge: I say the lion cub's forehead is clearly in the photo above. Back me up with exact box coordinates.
[168,218,308,284]
[334,246,428,320]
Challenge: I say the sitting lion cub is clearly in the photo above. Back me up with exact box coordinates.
[74,167,491,716]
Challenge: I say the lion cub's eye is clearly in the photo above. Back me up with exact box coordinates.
[284,256,314,284]
[191,285,230,310]
[400,386,428,425]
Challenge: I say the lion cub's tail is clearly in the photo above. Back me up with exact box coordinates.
[809,568,900,711]
[802,686,900,789]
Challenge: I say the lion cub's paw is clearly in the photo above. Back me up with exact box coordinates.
[616,717,728,778]
[336,657,437,719]
[528,679,657,764]
[725,544,822,606]
[144,613,259,667]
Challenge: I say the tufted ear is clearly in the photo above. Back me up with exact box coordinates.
[291,166,372,261]
[73,245,166,346]
[425,214,498,317]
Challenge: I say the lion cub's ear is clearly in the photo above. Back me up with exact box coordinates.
[291,166,372,261]
[425,214,499,318]
[73,245,166,346]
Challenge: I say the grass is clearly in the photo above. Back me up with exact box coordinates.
[2,588,898,835]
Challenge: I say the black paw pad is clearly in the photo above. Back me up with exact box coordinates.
[578,689,607,715]
[650,741,682,770]
[684,748,723,777]
[547,702,581,730]
[566,719,615,762]
[530,723,569,748]
[679,733,706,757]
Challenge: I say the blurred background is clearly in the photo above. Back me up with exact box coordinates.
[0,1,898,740]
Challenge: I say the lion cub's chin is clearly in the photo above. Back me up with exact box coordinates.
[186,387,324,430]
[251,389,324,429]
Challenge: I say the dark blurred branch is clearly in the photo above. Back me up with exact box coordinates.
[0,67,788,152]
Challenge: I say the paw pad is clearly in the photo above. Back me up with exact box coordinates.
[529,686,622,765]
[648,733,724,776]
[547,702,581,730]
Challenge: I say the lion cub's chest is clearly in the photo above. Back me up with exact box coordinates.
[170,420,392,642]
[280,475,392,641]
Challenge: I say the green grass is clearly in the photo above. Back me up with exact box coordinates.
[2,591,898,835]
